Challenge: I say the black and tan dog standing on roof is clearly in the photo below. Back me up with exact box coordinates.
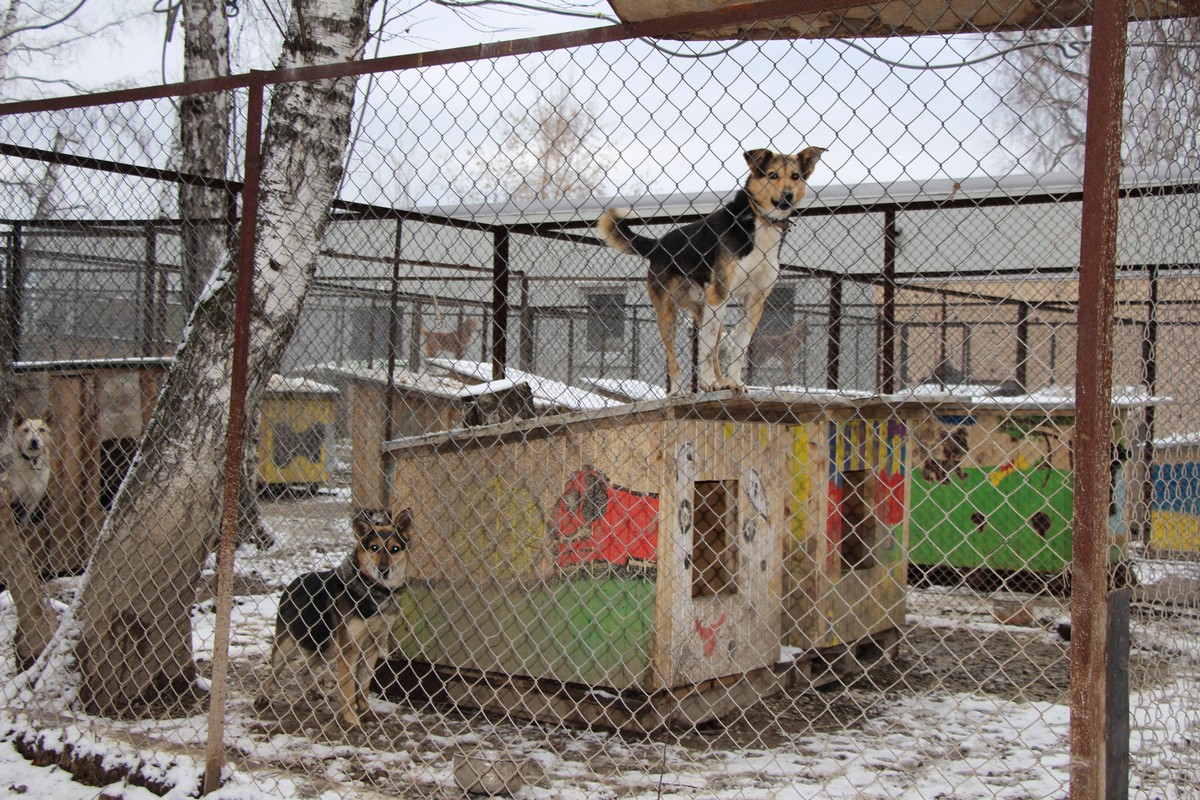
[598,147,825,395]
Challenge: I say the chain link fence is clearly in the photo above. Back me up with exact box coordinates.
[2,2,1198,798]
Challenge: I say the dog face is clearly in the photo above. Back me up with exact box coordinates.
[11,415,51,462]
[352,508,412,590]
[743,147,826,222]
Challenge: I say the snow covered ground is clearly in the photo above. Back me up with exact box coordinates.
[3,489,1198,799]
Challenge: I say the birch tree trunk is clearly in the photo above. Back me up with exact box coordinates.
[0,505,56,670]
[179,0,231,314]
[25,0,377,714]
[178,0,275,551]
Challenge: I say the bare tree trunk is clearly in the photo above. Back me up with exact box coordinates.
[179,0,230,313]
[0,506,56,670]
[0,1,24,83]
[25,0,377,715]
[178,0,274,550]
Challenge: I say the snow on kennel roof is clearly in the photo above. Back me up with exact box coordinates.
[427,360,620,411]
[428,358,622,411]
[1154,431,1200,449]
[891,383,1172,411]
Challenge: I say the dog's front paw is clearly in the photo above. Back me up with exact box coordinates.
[338,709,364,730]
[712,378,745,393]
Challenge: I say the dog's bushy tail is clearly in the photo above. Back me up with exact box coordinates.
[597,209,658,259]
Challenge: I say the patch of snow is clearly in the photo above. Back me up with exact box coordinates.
[428,359,620,411]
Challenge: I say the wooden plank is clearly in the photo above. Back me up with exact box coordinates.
[380,657,784,733]
[606,0,1194,39]
[350,381,388,509]
[36,375,89,577]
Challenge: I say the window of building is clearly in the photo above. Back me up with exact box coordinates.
[758,285,796,337]
[586,292,626,353]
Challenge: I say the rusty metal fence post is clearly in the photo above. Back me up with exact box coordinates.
[202,76,265,796]
[1070,0,1130,794]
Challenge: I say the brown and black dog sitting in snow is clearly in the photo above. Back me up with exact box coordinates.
[258,508,412,729]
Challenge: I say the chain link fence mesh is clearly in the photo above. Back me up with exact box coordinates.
[1,4,1198,799]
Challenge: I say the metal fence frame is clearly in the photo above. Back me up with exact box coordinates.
[0,0,1192,797]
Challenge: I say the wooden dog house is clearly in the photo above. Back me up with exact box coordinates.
[12,358,168,577]
[906,389,1152,584]
[1150,432,1200,554]
[257,375,338,491]
[11,359,340,577]
[380,391,915,730]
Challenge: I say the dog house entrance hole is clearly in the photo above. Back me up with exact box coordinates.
[692,480,738,598]
[839,469,877,571]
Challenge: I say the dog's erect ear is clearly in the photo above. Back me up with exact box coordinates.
[743,149,775,178]
[353,509,391,538]
[393,507,414,533]
[797,146,826,180]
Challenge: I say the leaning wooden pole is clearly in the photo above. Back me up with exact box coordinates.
[1069,0,1129,796]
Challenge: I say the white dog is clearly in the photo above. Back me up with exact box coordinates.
[6,415,51,521]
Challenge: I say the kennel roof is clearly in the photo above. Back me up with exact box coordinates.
[410,170,1181,231]
[605,0,1196,39]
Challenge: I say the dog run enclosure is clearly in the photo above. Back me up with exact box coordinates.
[1,1,1198,799]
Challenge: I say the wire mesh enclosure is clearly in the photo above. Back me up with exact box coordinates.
[1,1,1198,798]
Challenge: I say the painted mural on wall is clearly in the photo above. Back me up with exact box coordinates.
[553,466,660,573]
[1151,458,1200,553]
[824,419,907,576]
[258,397,332,486]
[451,475,547,580]
[910,414,1080,573]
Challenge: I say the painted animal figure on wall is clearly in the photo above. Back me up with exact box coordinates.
[554,466,659,571]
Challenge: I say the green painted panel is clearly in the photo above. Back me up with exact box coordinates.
[394,577,657,689]
[910,467,1075,572]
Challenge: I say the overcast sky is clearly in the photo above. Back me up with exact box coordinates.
[4,1,1048,212]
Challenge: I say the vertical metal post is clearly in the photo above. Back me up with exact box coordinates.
[826,274,842,391]
[938,294,948,386]
[690,326,699,393]
[410,300,423,372]
[141,224,158,358]
[1106,586,1131,800]
[1139,265,1159,543]
[491,228,510,381]
[6,223,24,363]
[518,274,533,372]
[203,76,264,797]
[385,218,403,445]
[1070,0,1128,796]
[630,305,639,380]
[881,211,898,393]
[1016,301,1030,391]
